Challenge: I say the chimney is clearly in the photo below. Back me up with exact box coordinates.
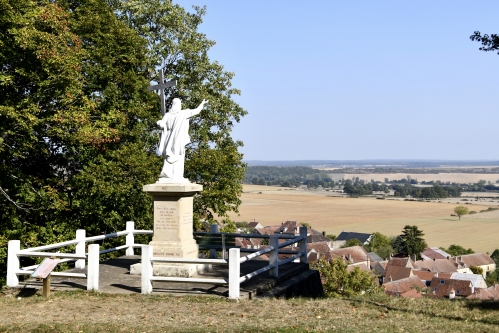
[388,276,392,282]
[449,289,455,300]
[366,255,370,269]
[322,231,326,237]
[348,253,352,263]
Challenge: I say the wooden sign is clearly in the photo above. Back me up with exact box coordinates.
[31,258,60,279]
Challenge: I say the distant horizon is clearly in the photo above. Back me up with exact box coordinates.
[244,159,499,167]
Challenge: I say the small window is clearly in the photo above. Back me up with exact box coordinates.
[434,287,438,291]
[440,280,445,284]
[456,290,460,294]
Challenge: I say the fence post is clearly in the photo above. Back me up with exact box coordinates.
[7,240,20,287]
[299,227,308,264]
[75,229,86,269]
[228,248,240,299]
[269,235,279,278]
[87,244,99,291]
[141,245,153,294]
[209,224,219,259]
[126,221,135,256]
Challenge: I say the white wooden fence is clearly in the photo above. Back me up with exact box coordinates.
[6,223,308,299]
[141,226,308,299]
[6,221,152,290]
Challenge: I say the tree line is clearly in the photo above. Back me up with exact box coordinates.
[245,166,334,188]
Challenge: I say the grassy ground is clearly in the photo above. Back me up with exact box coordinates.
[229,186,499,253]
[2,288,499,332]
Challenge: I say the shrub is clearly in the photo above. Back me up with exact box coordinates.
[469,211,477,214]
[314,258,379,297]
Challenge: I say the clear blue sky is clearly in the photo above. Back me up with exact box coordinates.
[175,1,499,161]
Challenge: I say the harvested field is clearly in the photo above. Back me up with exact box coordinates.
[229,185,499,253]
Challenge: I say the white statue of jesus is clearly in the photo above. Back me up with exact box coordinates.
[156,98,208,183]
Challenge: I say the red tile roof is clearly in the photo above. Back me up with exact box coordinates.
[384,266,413,282]
[331,246,371,264]
[383,276,426,296]
[430,277,473,297]
[415,259,457,273]
[457,253,495,267]
[386,258,416,269]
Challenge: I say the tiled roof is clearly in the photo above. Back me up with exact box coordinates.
[331,246,370,264]
[467,285,499,300]
[373,261,387,276]
[430,277,473,297]
[456,253,495,267]
[246,222,262,230]
[384,266,413,282]
[412,270,435,282]
[308,234,332,244]
[400,289,423,298]
[415,258,457,273]
[253,227,277,235]
[387,258,416,269]
[450,273,487,288]
[467,288,496,300]
[336,231,371,243]
[421,247,451,260]
[235,238,253,248]
[383,276,426,296]
[347,263,370,273]
[275,221,302,234]
[307,242,332,262]
[368,252,385,262]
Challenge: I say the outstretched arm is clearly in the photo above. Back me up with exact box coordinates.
[185,99,208,118]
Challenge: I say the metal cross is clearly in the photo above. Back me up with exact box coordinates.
[147,70,177,116]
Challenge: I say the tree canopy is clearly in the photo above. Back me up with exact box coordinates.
[440,244,474,256]
[315,257,378,298]
[454,206,469,220]
[399,225,427,259]
[364,232,394,260]
[0,0,246,285]
[470,31,499,54]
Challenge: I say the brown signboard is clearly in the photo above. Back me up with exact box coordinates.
[31,258,60,279]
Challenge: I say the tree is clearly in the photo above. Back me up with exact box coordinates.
[340,238,364,248]
[399,225,427,259]
[490,249,499,266]
[470,31,499,54]
[315,257,378,297]
[454,206,469,220]
[326,234,337,241]
[113,0,247,225]
[440,244,474,256]
[470,266,484,275]
[0,0,159,285]
[390,235,404,254]
[364,232,394,260]
[0,0,246,285]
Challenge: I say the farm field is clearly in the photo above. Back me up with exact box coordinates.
[229,185,499,253]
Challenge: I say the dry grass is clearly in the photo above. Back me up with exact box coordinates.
[230,186,499,253]
[2,290,499,332]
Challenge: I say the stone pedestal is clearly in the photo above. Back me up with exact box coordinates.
[139,182,206,277]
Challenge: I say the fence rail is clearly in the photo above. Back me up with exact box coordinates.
[141,226,308,299]
[7,223,308,299]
